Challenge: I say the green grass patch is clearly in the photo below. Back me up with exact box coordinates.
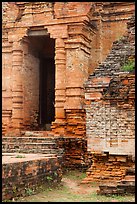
[15,155,25,158]
[122,58,135,72]
[15,170,135,202]
[63,169,86,181]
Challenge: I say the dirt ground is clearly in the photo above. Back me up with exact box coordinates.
[16,170,135,202]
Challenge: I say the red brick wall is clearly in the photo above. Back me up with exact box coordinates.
[2,155,62,200]
[85,74,135,156]
[22,53,39,130]
[83,153,134,183]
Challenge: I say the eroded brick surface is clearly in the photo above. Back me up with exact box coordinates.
[84,14,135,183]
[2,153,62,200]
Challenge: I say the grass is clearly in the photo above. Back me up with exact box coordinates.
[15,155,25,158]
[122,58,135,72]
[15,170,135,202]
[63,169,86,180]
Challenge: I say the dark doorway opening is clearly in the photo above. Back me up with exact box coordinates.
[39,57,55,129]
[28,35,55,130]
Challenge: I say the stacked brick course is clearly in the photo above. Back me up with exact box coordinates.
[2,153,62,200]
[56,136,92,170]
[82,153,135,184]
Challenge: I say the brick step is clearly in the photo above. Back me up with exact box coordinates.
[2,137,56,143]
[2,152,58,158]
[2,148,63,154]
[2,141,57,145]
[123,175,135,180]
[2,131,63,155]
[2,143,57,151]
[2,143,64,150]
[21,131,56,137]
[126,167,135,175]
[3,130,60,138]
[98,176,135,195]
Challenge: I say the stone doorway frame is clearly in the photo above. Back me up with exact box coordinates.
[9,25,67,134]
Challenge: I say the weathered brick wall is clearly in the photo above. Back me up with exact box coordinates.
[85,74,135,156]
[56,137,92,170]
[22,53,39,130]
[85,14,135,156]
[84,14,135,182]
[2,155,62,201]
[89,2,135,73]
[82,153,134,183]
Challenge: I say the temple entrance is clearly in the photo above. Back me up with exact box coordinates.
[27,33,55,130]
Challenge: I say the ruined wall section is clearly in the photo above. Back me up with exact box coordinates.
[84,14,135,182]
[103,75,135,155]
[85,14,135,155]
[89,2,135,74]
[85,74,135,155]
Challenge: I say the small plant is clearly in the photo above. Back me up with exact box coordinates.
[46,176,53,181]
[15,155,25,158]
[25,187,33,196]
[3,199,14,202]
[54,172,58,176]
[12,186,17,193]
[47,187,52,191]
[122,58,135,72]
[64,170,86,181]
[117,36,125,41]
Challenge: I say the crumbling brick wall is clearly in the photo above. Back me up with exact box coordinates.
[2,155,62,201]
[85,74,135,155]
[84,14,135,182]
[89,2,135,73]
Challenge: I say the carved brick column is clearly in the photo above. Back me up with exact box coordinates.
[64,23,92,110]
[62,22,92,137]
[11,41,24,135]
[52,38,66,134]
